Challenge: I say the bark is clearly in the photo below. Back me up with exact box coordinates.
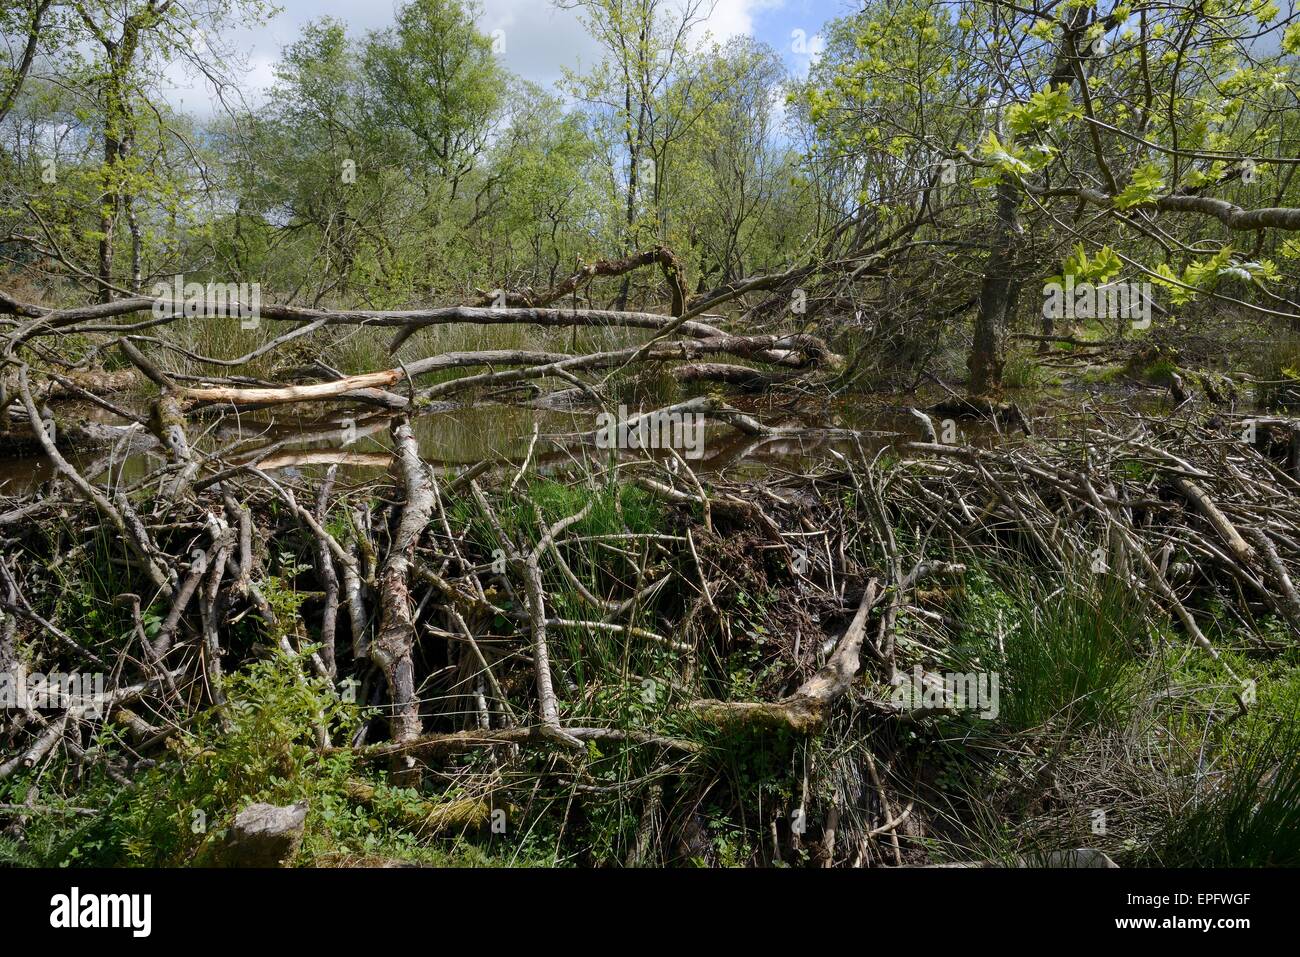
[176,336,837,411]
[472,245,687,316]
[968,8,1090,397]
[968,180,1020,396]
[370,418,435,781]
[1171,477,1257,569]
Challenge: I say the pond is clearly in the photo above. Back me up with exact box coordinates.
[0,378,1184,499]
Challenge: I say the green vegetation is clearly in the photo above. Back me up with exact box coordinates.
[4,0,1300,872]
[0,653,508,867]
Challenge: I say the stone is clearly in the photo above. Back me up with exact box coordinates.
[197,801,308,868]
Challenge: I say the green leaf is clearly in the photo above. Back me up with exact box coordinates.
[1284,23,1300,55]
[976,130,1031,178]
[1113,162,1165,209]
[1006,84,1081,136]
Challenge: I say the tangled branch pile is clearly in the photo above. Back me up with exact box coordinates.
[3,292,1298,863]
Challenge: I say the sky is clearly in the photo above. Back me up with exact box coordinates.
[167,0,848,115]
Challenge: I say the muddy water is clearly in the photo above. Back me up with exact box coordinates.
[0,383,1176,496]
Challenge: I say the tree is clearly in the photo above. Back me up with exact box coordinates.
[362,0,504,201]
[798,0,1300,395]
[0,0,53,128]
[558,0,713,307]
[12,0,271,299]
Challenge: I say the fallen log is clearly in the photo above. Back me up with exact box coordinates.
[347,725,703,762]
[175,336,839,411]
[692,580,883,734]
[369,418,436,782]
[1170,476,1257,569]
[671,363,798,391]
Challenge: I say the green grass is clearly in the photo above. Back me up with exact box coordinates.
[918,555,1300,867]
[1139,356,1180,385]
[1151,719,1300,866]
[958,566,1148,733]
[1001,351,1046,390]
[456,474,663,552]
[1078,363,1126,385]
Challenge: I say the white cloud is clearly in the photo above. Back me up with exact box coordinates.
[477,0,602,88]
[695,0,785,43]
[157,0,792,115]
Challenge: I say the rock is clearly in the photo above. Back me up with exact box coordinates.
[197,801,309,868]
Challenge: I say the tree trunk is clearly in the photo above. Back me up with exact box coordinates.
[969,181,1020,396]
[968,9,1091,396]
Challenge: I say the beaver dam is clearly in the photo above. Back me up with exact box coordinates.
[6,0,1300,871]
[1,278,1298,869]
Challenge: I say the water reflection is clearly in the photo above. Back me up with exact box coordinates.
[0,385,1187,496]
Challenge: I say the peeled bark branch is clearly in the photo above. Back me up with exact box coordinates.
[369,419,435,780]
